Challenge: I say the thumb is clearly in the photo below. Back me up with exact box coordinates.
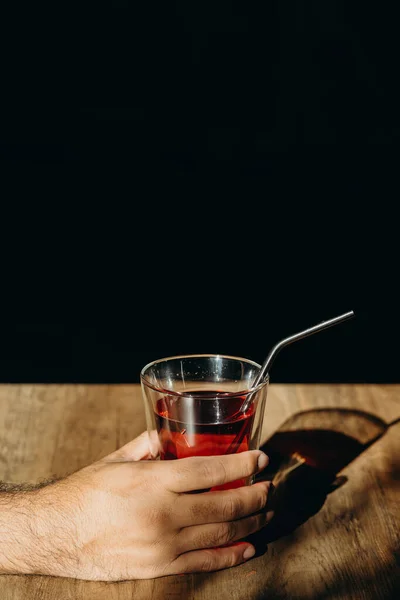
[105,431,160,462]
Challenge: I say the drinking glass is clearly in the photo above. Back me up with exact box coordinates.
[141,354,269,489]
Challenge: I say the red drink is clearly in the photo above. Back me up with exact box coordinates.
[154,391,255,490]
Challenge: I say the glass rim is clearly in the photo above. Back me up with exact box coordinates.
[140,353,269,398]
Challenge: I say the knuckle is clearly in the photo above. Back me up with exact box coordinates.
[221,521,237,544]
[215,458,228,484]
[243,452,258,477]
[196,529,214,549]
[197,522,237,548]
[227,550,240,568]
[199,457,228,486]
[199,550,215,572]
[139,470,162,494]
[143,506,171,530]
[223,494,243,521]
[198,529,212,548]
[172,462,192,485]
[200,460,216,484]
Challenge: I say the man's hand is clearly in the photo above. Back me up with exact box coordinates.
[0,433,273,581]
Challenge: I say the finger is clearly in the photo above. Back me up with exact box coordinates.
[167,542,256,575]
[165,451,269,493]
[178,509,275,553]
[178,481,272,527]
[104,431,159,462]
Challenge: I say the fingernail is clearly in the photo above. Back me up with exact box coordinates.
[243,546,256,560]
[257,452,269,471]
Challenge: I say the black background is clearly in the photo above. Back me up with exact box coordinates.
[0,3,397,383]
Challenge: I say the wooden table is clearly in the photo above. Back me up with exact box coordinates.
[0,384,399,599]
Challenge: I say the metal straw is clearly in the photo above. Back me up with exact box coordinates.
[239,310,355,415]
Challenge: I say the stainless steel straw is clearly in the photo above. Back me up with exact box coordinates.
[239,311,355,415]
[225,311,355,454]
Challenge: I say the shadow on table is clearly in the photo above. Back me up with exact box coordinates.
[251,556,400,600]
[188,407,400,600]
[249,408,400,551]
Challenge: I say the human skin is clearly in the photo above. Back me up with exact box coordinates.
[0,432,273,581]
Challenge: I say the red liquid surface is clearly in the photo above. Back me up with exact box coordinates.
[155,391,255,490]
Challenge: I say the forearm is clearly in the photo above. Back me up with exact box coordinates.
[0,481,78,577]
[0,487,40,574]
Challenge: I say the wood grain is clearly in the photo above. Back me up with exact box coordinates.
[0,384,399,600]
